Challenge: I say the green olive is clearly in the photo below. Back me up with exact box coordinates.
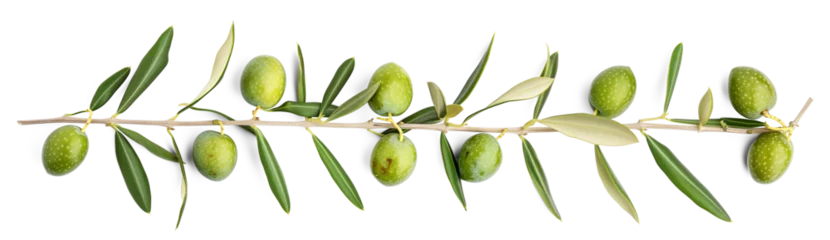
[42,125,89,176]
[458,133,502,182]
[589,66,637,119]
[240,55,286,109]
[748,131,793,184]
[192,130,237,181]
[368,62,413,116]
[370,133,417,186]
[728,66,777,119]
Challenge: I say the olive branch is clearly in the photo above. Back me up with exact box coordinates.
[18,24,814,228]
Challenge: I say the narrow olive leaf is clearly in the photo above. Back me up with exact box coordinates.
[310,134,363,210]
[440,132,466,210]
[643,133,731,222]
[187,106,255,134]
[698,88,713,129]
[117,26,174,114]
[454,33,495,105]
[325,82,381,122]
[114,131,151,213]
[533,52,559,119]
[537,113,638,146]
[319,58,356,118]
[427,82,447,118]
[669,118,764,129]
[267,101,338,118]
[521,137,561,220]
[663,43,683,113]
[445,104,463,119]
[381,106,441,135]
[720,118,766,128]
[595,145,638,223]
[89,67,131,111]
[177,24,235,114]
[253,128,290,214]
[167,130,187,230]
[296,43,306,103]
[462,103,502,124]
[116,126,177,162]
[484,77,554,107]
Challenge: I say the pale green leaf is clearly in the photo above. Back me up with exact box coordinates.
[178,24,235,114]
[445,104,463,119]
[538,113,638,146]
[484,77,554,108]
[698,88,713,129]
[427,82,447,118]
[595,145,638,223]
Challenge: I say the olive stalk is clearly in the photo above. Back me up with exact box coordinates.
[16,98,810,136]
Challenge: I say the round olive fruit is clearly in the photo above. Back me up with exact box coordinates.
[42,125,89,176]
[748,131,793,184]
[589,66,637,119]
[370,133,417,186]
[368,62,413,116]
[458,133,502,182]
[240,55,286,109]
[192,130,238,181]
[728,66,777,119]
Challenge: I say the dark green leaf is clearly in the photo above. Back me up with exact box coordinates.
[117,26,174,114]
[254,127,290,214]
[669,118,764,129]
[641,131,733,223]
[533,52,558,119]
[266,101,338,118]
[116,125,177,162]
[319,58,356,118]
[664,43,683,114]
[519,136,564,223]
[440,132,466,210]
[595,145,638,223]
[114,131,151,213]
[297,43,306,103]
[177,24,235,115]
[453,33,495,105]
[89,67,130,111]
[381,106,441,135]
[167,130,187,230]
[310,134,363,210]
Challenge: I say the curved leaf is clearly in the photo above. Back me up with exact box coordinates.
[117,26,174,114]
[595,145,638,222]
[254,128,290,214]
[484,77,555,107]
[538,113,638,146]
[643,133,731,222]
[454,33,495,105]
[267,101,338,118]
[187,106,255,134]
[89,67,130,111]
[381,106,441,135]
[297,43,306,103]
[698,88,713,129]
[178,24,235,114]
[116,125,177,162]
[428,82,447,118]
[440,132,466,210]
[311,134,363,210]
[533,52,559,119]
[521,137,561,220]
[319,58,356,118]
[325,82,380,122]
[664,43,683,113]
[167,130,187,230]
